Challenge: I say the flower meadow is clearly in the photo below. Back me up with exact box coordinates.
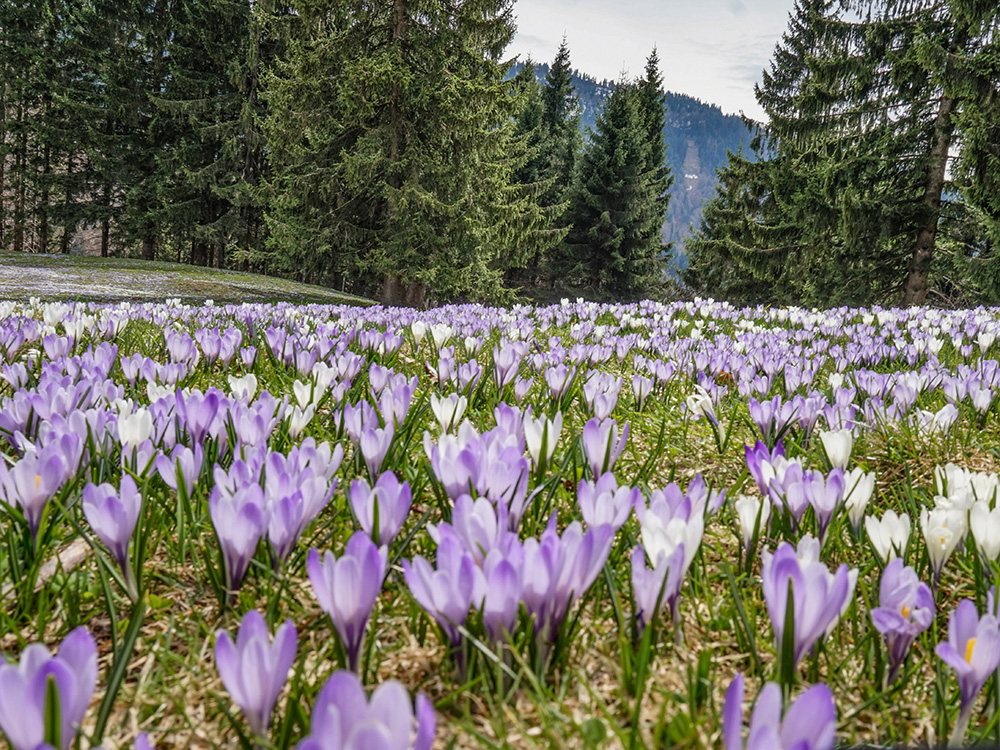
[6,297,1000,748]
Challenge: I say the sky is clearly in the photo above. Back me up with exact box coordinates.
[507,0,799,122]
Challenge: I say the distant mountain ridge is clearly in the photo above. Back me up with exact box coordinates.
[512,62,753,271]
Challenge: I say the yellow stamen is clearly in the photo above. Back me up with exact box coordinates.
[901,604,911,619]
[966,637,977,664]
[35,475,41,491]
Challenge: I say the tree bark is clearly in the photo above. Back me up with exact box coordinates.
[902,95,957,305]
[379,274,425,308]
[142,233,156,261]
[60,154,73,254]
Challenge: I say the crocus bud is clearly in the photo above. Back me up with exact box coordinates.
[819,428,853,469]
[215,611,297,736]
[865,510,910,564]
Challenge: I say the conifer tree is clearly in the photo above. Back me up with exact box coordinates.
[564,81,665,300]
[687,0,1000,306]
[265,0,541,305]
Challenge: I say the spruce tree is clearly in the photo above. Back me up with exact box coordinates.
[564,81,665,300]
[687,0,1000,306]
[265,0,541,305]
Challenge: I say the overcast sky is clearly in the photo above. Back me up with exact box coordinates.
[507,0,798,122]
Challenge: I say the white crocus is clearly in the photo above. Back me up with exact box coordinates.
[734,494,771,552]
[819,428,853,469]
[410,320,427,348]
[429,323,452,350]
[118,408,153,449]
[292,379,313,409]
[430,393,468,433]
[639,512,704,578]
[685,385,716,423]
[228,373,258,401]
[146,382,175,403]
[970,501,1000,563]
[843,467,876,532]
[920,506,967,582]
[523,411,563,467]
[864,510,910,564]
[288,404,316,439]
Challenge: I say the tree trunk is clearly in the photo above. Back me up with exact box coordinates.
[902,102,956,305]
[60,154,73,254]
[0,78,6,249]
[38,144,50,253]
[379,274,425,308]
[13,103,25,253]
[100,182,111,257]
[142,233,156,261]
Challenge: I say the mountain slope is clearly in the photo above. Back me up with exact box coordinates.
[513,63,753,271]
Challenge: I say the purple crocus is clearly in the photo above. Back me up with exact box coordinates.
[722,673,837,750]
[870,559,934,682]
[359,425,394,477]
[307,532,388,672]
[521,515,613,645]
[82,475,143,599]
[576,473,638,532]
[631,544,686,634]
[0,449,68,541]
[349,474,412,546]
[155,444,204,497]
[209,484,266,600]
[298,671,435,750]
[403,533,485,648]
[936,599,1000,744]
[580,418,629,477]
[215,610,297,736]
[761,538,855,668]
[802,468,844,543]
[481,545,524,643]
[0,627,98,750]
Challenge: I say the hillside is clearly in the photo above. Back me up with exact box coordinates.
[0,251,370,306]
[513,63,753,271]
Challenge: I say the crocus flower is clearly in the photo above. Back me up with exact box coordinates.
[870,559,934,682]
[349,474,412,547]
[818,428,853,469]
[0,627,98,750]
[82,476,143,597]
[722,673,836,750]
[403,533,484,648]
[842,468,875,534]
[936,599,1000,743]
[920,506,967,584]
[865,510,910,564]
[359,425,394,477]
[576,473,638,532]
[523,409,563,469]
[215,610,297,736]
[481,546,524,643]
[308,533,388,672]
[581,418,629,477]
[803,468,844,543]
[631,544,686,634]
[429,393,468,433]
[520,515,613,644]
[761,538,854,668]
[0,449,68,541]
[155,444,204,497]
[970,500,1000,564]
[298,671,435,750]
[209,484,266,598]
[685,385,717,424]
[734,494,771,558]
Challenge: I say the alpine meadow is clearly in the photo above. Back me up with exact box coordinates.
[4,2,1000,750]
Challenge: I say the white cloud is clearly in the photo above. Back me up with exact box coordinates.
[507,0,796,120]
